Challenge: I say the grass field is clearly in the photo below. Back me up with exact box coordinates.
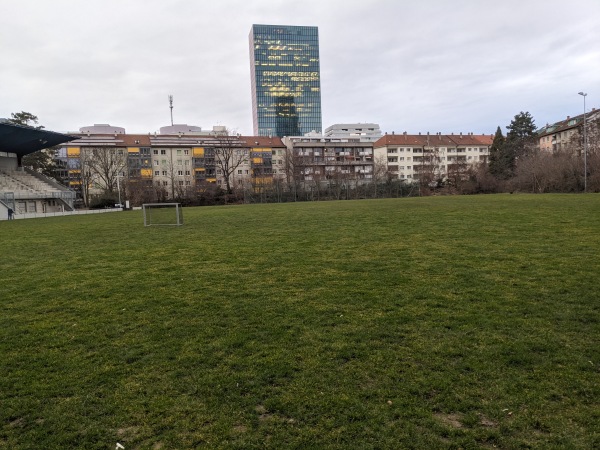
[1,194,599,449]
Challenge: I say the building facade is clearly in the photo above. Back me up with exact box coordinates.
[537,108,599,153]
[249,24,322,137]
[283,135,374,188]
[373,132,492,184]
[55,125,287,206]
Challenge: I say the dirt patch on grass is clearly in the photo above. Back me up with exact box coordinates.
[232,424,248,433]
[8,418,25,428]
[255,405,296,424]
[435,413,464,428]
[478,414,497,427]
[117,426,141,439]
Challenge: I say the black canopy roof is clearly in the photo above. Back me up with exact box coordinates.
[0,119,78,158]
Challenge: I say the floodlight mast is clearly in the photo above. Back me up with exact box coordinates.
[169,95,174,126]
[578,92,587,192]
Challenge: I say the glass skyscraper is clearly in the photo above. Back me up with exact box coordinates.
[249,24,322,137]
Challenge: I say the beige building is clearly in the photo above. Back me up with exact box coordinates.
[56,125,287,205]
[537,108,599,153]
[373,132,493,183]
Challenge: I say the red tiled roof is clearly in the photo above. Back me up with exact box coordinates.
[374,133,493,147]
[120,134,152,146]
[448,134,493,146]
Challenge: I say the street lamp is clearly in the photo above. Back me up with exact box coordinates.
[578,92,587,192]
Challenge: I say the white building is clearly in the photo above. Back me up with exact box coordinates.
[373,132,493,183]
[324,123,382,142]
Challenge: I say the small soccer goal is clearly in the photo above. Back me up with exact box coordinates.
[143,203,184,226]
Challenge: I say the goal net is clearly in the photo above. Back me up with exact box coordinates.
[143,203,184,226]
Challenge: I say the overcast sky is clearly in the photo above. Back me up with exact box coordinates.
[1,0,599,136]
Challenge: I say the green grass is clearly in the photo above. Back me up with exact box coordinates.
[1,194,599,449]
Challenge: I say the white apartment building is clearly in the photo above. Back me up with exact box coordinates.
[373,132,492,182]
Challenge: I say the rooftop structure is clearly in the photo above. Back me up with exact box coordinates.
[324,123,382,142]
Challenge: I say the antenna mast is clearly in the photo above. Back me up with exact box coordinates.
[168,95,174,126]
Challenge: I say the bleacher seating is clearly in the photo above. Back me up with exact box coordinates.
[0,169,75,214]
[0,170,63,194]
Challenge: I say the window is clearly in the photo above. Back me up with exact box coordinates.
[399,157,404,161]
[179,180,184,186]
[163,181,168,186]
[388,157,398,162]
[162,171,167,176]
[154,160,159,166]
[178,170,183,176]
[185,170,190,176]
[186,181,191,185]
[388,148,398,154]
[154,171,159,176]
[161,150,166,155]
[177,160,182,165]
[184,149,189,155]
[153,150,158,155]
[238,169,243,174]
[177,150,182,155]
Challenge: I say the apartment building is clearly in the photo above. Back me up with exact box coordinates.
[538,108,599,153]
[55,125,286,205]
[282,135,374,186]
[373,132,492,183]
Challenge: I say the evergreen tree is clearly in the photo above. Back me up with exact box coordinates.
[506,111,537,141]
[488,126,505,177]
[499,111,537,178]
[8,111,43,128]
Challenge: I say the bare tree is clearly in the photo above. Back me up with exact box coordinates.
[213,133,247,195]
[77,148,95,207]
[87,147,127,195]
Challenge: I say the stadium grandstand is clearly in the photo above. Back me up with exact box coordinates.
[0,119,78,220]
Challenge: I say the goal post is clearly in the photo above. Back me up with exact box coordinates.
[143,203,184,226]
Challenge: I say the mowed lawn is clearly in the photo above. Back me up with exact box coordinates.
[1,194,599,449]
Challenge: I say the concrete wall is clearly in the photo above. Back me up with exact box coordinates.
[0,155,18,171]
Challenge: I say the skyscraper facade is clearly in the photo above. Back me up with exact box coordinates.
[249,24,322,137]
